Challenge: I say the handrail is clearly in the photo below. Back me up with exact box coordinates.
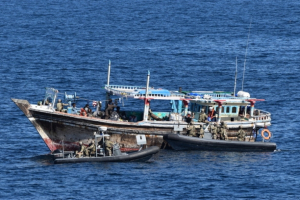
[250,109,271,121]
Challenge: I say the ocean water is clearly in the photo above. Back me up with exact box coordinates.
[1,0,300,199]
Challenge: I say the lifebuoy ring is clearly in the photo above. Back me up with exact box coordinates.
[261,129,271,140]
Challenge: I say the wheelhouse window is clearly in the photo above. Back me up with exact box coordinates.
[232,107,237,113]
[226,107,230,113]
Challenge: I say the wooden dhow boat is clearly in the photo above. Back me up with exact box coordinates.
[12,61,274,153]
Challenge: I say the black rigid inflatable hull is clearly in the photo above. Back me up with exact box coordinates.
[164,134,276,152]
[54,146,159,164]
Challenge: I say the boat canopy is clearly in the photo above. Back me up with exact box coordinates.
[105,85,185,100]
[105,85,263,103]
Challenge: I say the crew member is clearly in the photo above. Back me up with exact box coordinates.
[185,111,193,124]
[80,108,87,117]
[198,108,207,123]
[199,124,204,138]
[220,121,228,140]
[208,107,216,122]
[237,126,246,141]
[105,99,116,119]
[187,122,197,137]
[71,103,77,114]
[75,142,86,158]
[105,136,114,156]
[56,99,67,112]
[210,123,217,139]
[85,140,96,157]
[84,104,92,115]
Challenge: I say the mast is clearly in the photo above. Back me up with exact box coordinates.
[107,60,111,86]
[242,20,252,91]
[143,71,150,121]
[106,60,111,109]
[234,57,237,96]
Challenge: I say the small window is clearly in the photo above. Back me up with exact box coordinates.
[226,107,230,113]
[232,107,237,113]
[222,107,225,113]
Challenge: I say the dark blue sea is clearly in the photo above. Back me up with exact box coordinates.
[1,0,300,199]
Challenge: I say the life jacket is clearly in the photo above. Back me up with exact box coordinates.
[80,108,87,116]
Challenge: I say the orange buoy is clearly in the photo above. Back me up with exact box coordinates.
[261,129,272,140]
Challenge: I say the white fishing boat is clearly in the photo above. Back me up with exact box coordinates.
[12,61,274,153]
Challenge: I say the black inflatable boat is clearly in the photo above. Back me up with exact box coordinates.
[164,134,276,152]
[54,146,159,164]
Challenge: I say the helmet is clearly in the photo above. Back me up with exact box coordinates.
[58,99,61,102]
[239,126,242,128]
[187,111,191,115]
[79,142,82,145]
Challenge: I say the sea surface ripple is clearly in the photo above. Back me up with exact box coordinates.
[1,0,300,199]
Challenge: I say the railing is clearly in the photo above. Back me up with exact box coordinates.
[105,85,145,90]
[250,110,271,121]
[105,85,185,99]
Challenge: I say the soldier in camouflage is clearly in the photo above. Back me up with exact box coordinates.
[237,126,246,141]
[56,99,67,112]
[220,121,228,140]
[210,123,218,139]
[75,141,86,158]
[187,122,197,137]
[105,136,114,156]
[198,108,207,123]
[199,124,204,138]
[85,140,96,157]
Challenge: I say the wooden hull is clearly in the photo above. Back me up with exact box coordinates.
[163,134,276,152]
[11,98,272,152]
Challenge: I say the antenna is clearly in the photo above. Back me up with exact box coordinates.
[234,57,237,96]
[242,19,252,91]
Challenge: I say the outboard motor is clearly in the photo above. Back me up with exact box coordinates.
[113,143,122,156]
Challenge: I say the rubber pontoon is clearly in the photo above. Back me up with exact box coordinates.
[54,146,160,164]
[163,134,276,152]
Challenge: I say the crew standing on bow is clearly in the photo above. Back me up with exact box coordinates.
[56,99,68,112]
[105,99,116,119]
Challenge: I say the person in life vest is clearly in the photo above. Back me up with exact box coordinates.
[208,107,216,122]
[80,108,87,117]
